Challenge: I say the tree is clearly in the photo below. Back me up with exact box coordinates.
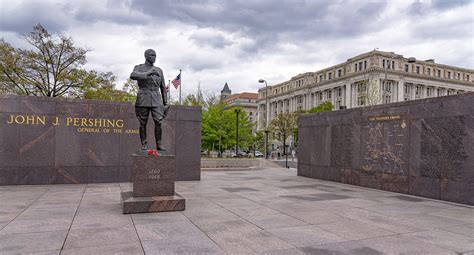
[0,24,89,97]
[122,78,138,96]
[308,101,333,113]
[182,94,206,107]
[201,103,255,157]
[182,84,206,107]
[254,130,265,152]
[201,102,229,156]
[269,112,298,156]
[76,71,135,102]
[356,79,381,106]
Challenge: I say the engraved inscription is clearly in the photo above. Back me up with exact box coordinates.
[369,115,401,121]
[148,168,161,180]
[420,116,467,180]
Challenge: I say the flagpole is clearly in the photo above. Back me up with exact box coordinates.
[168,79,171,104]
[179,69,182,105]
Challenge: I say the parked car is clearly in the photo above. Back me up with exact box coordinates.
[254,150,264,158]
[231,150,248,157]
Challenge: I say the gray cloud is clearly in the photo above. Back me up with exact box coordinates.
[0,1,71,33]
[189,30,233,49]
[1,0,472,95]
[431,0,472,10]
[408,0,472,15]
[129,0,388,54]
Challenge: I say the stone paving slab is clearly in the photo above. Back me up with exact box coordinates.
[61,242,143,255]
[0,218,72,235]
[0,230,67,254]
[0,168,472,254]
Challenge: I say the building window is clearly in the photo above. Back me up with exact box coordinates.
[415,86,421,98]
[467,75,470,81]
[405,64,409,72]
[328,72,332,80]
[457,73,461,80]
[338,69,342,77]
[426,87,431,97]
[327,90,332,100]
[383,82,392,93]
[392,61,395,70]
[383,59,385,68]
[404,84,410,101]
[383,82,392,104]
[357,82,367,106]
[416,66,420,74]
[318,92,323,101]
[358,62,362,71]
[337,87,342,97]
[354,63,357,72]
[364,60,367,69]
[427,68,431,75]
[437,70,441,77]
[447,71,451,79]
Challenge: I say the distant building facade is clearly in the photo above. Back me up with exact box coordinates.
[257,50,474,130]
[220,83,258,127]
[220,82,232,101]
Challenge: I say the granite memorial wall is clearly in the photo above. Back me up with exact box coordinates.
[298,92,474,205]
[0,95,201,185]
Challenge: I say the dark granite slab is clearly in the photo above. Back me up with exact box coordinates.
[121,191,185,214]
[298,92,474,205]
[0,95,201,184]
[132,154,175,197]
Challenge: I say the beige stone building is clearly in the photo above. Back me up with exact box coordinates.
[257,50,474,130]
[220,83,258,126]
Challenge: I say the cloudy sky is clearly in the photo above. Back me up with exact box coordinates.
[1,0,473,100]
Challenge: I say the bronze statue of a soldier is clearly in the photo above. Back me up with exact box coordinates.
[131,49,169,152]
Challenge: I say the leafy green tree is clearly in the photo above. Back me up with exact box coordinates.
[201,103,255,157]
[182,94,206,107]
[254,130,265,152]
[0,24,89,97]
[201,102,228,156]
[77,71,135,102]
[269,112,298,156]
[122,78,138,96]
[308,101,333,113]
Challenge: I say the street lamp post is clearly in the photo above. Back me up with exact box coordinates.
[258,79,269,159]
[235,108,240,158]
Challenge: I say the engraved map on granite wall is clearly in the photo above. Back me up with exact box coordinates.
[420,116,467,181]
[362,116,408,175]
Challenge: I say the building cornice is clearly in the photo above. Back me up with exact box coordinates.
[257,67,473,102]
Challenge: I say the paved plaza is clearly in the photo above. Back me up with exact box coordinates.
[0,168,473,254]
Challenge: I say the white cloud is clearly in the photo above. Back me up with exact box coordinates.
[1,0,472,98]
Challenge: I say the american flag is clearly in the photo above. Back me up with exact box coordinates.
[171,73,181,89]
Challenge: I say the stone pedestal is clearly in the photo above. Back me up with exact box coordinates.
[121,154,185,214]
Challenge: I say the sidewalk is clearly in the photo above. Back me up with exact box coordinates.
[0,168,472,254]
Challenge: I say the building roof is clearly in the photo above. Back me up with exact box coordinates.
[223,92,258,103]
[221,82,231,93]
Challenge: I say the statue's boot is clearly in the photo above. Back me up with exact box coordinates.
[139,125,148,150]
[155,123,167,151]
